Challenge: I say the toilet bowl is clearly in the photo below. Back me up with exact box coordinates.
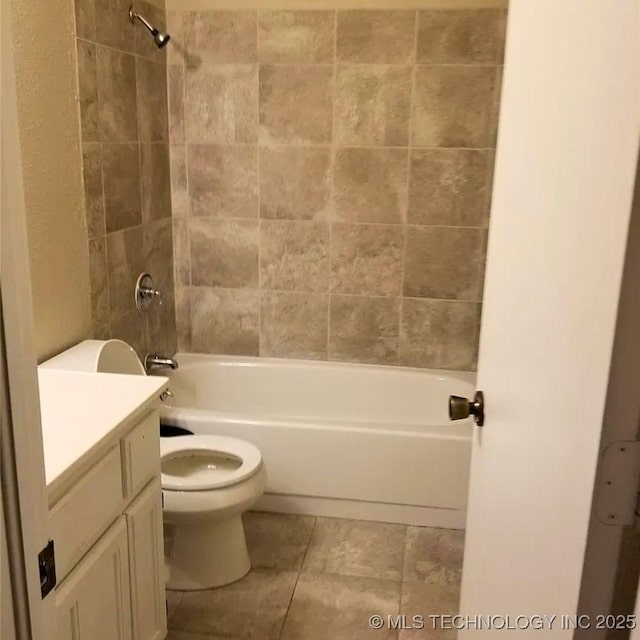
[41,339,267,590]
[161,435,265,590]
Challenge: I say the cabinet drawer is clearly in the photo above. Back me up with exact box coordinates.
[122,412,160,500]
[50,446,123,582]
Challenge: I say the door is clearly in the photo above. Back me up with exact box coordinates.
[125,479,167,640]
[459,0,640,635]
[1,0,55,637]
[55,519,132,640]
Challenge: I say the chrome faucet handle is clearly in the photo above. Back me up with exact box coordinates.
[135,273,163,311]
[160,388,173,402]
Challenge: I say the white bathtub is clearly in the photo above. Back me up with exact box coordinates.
[158,354,475,529]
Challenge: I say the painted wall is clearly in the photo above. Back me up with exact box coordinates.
[168,6,506,368]
[10,0,92,362]
[74,0,177,358]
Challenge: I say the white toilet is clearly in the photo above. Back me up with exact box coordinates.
[161,434,265,590]
[41,339,267,590]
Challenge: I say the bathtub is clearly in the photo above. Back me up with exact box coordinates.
[158,354,475,529]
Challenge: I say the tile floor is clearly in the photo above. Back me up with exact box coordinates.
[166,512,464,640]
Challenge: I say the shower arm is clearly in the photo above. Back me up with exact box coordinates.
[129,7,158,36]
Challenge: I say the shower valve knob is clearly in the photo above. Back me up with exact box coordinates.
[449,391,485,427]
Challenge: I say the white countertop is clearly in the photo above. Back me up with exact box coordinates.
[38,369,168,499]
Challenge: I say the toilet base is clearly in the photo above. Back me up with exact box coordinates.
[165,515,251,590]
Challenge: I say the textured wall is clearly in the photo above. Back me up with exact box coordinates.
[169,8,505,370]
[74,0,177,358]
[168,9,505,369]
[10,0,92,361]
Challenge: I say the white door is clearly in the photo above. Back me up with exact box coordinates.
[459,0,640,635]
[1,0,55,636]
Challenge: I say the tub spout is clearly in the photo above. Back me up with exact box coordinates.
[145,353,179,372]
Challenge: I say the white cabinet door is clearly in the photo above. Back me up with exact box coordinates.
[125,480,167,640]
[55,518,132,640]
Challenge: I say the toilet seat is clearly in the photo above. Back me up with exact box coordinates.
[161,435,262,491]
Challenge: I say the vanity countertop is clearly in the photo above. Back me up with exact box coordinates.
[38,369,168,501]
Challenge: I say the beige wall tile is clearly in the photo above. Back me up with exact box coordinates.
[141,143,172,222]
[167,11,185,65]
[334,148,408,223]
[400,298,479,369]
[175,286,192,351]
[107,227,144,317]
[136,59,169,142]
[190,287,259,355]
[88,237,109,326]
[173,218,191,286]
[259,147,332,221]
[330,223,403,296]
[413,65,495,147]
[408,149,489,226]
[489,65,503,147]
[259,65,333,144]
[337,10,416,63]
[77,40,99,142]
[260,220,330,292]
[102,143,142,232]
[258,11,335,63]
[148,289,177,356]
[404,226,485,300]
[417,9,506,64]
[74,0,96,40]
[111,309,147,359]
[188,144,258,217]
[260,291,328,359]
[81,143,105,239]
[95,0,136,53]
[170,144,189,217]
[329,295,399,364]
[134,1,168,60]
[183,10,258,63]
[189,218,259,287]
[143,218,174,291]
[169,65,185,143]
[185,64,258,143]
[335,65,412,147]
[96,46,138,142]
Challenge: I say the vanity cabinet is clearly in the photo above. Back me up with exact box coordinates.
[51,410,167,640]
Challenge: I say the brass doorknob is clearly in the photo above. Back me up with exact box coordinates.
[449,391,485,427]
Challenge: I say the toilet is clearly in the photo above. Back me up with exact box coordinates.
[161,434,265,590]
[41,339,266,590]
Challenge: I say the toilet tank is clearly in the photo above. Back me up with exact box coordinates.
[40,339,146,375]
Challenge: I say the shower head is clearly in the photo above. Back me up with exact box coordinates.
[129,5,171,49]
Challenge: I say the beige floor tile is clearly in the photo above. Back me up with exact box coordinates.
[399,580,460,640]
[281,572,401,640]
[403,527,464,586]
[303,517,405,581]
[170,568,297,639]
[244,511,316,571]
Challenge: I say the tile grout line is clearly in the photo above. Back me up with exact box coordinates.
[256,13,263,358]
[277,516,319,640]
[398,10,421,366]
[326,9,339,362]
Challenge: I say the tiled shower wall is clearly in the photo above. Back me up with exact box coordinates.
[169,8,506,369]
[74,0,177,358]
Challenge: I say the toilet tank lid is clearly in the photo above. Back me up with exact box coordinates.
[39,339,146,376]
